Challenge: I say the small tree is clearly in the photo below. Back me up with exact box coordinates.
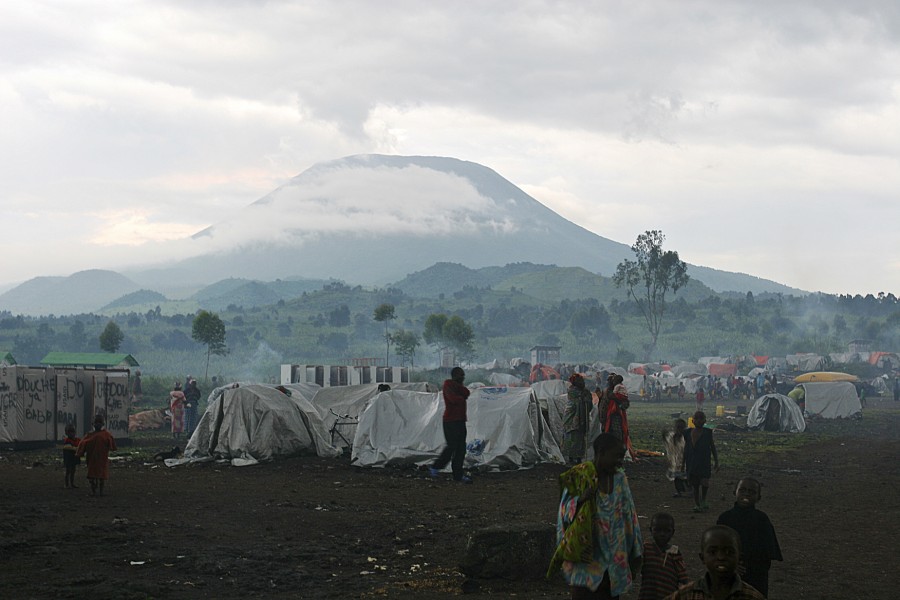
[613,230,689,361]
[391,329,420,366]
[373,303,396,366]
[192,310,228,381]
[99,321,124,353]
[423,313,450,362]
[445,316,475,361]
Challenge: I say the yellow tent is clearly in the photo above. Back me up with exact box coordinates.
[793,371,858,383]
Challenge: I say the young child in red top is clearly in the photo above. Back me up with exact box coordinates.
[638,512,689,600]
[75,414,117,497]
[61,424,81,489]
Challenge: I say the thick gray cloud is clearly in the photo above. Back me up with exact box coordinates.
[1,0,898,294]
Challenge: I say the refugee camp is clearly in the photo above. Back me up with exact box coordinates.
[3,2,900,599]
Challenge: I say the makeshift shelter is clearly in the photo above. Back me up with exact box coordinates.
[707,363,737,377]
[786,353,826,372]
[0,352,16,366]
[308,382,435,451]
[746,394,806,433]
[179,383,340,466]
[488,372,522,386]
[531,379,568,412]
[802,381,862,419]
[794,372,858,383]
[671,363,706,377]
[351,386,564,470]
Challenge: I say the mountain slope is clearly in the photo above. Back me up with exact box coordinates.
[0,270,140,316]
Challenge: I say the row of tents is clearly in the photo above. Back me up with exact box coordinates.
[174,381,568,469]
[172,375,861,468]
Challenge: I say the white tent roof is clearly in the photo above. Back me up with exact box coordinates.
[309,382,434,450]
[179,383,340,466]
[802,381,862,419]
[746,394,806,433]
[351,386,564,470]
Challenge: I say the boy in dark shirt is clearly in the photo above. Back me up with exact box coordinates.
[664,525,765,600]
[716,478,782,597]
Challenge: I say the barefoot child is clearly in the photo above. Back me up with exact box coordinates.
[716,477,783,597]
[638,512,688,600]
[61,424,81,488]
[75,414,117,496]
[662,419,689,497]
[683,411,718,513]
[663,525,765,599]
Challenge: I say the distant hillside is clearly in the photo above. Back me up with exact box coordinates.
[0,270,140,316]
[688,264,805,295]
[191,277,333,311]
[392,262,557,297]
[102,289,169,311]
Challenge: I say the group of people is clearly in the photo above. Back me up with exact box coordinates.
[550,432,782,599]
[61,414,117,496]
[563,372,634,465]
[169,376,202,440]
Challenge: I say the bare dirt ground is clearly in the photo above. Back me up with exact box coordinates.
[2,397,898,600]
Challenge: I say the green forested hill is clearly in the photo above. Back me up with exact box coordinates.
[0,266,896,384]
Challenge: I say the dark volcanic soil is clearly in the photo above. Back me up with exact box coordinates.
[2,399,899,599]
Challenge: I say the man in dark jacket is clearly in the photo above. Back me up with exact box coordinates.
[429,367,472,483]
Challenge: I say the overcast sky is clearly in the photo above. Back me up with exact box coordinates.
[2,1,898,295]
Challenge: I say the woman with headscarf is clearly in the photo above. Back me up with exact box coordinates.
[563,373,593,464]
[599,373,634,459]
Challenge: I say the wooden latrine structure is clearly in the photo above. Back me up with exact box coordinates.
[0,365,132,448]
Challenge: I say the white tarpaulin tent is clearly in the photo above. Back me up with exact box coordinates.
[746,394,806,433]
[178,383,340,466]
[802,381,862,419]
[351,386,564,470]
[531,379,568,412]
[309,382,434,451]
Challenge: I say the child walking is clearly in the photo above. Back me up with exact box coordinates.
[663,525,765,599]
[75,414,117,497]
[683,411,718,513]
[662,419,689,497]
[61,424,81,488]
[548,432,643,599]
[638,512,688,600]
[716,477,783,597]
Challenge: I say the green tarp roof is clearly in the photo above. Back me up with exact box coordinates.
[40,352,139,368]
[1,351,15,365]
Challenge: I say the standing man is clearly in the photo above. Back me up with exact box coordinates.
[130,369,143,407]
[430,367,472,483]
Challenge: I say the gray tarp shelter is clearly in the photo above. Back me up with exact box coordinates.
[746,394,807,433]
[802,381,862,419]
[176,383,340,466]
[351,386,564,470]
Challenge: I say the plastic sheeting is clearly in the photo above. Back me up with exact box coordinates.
[308,382,434,451]
[177,383,340,466]
[746,394,806,433]
[351,386,564,470]
[802,382,862,419]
